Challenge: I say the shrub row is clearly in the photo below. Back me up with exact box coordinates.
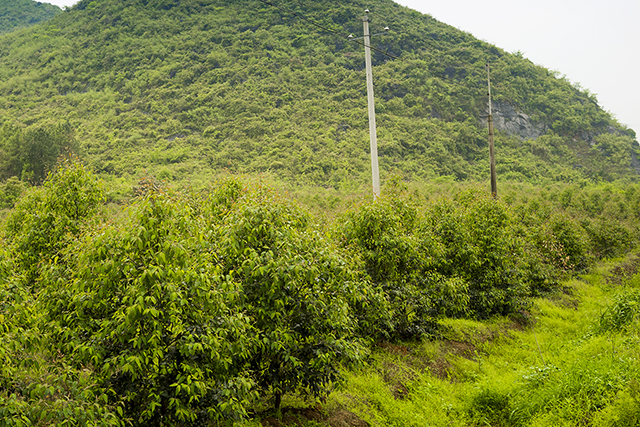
[1,164,639,425]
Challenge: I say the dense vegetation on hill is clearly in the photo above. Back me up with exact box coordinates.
[0,0,61,34]
[0,0,637,198]
[1,162,640,425]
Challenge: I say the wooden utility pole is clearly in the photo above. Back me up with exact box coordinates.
[362,9,380,200]
[487,63,497,198]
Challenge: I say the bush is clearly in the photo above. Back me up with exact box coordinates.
[216,181,387,408]
[3,159,104,285]
[338,186,449,339]
[584,217,635,260]
[0,176,26,209]
[42,192,257,424]
[425,190,531,318]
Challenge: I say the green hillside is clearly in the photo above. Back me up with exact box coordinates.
[0,0,61,34]
[0,0,637,196]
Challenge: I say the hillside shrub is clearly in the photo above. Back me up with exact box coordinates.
[0,122,78,185]
[338,186,456,339]
[0,176,26,209]
[3,159,104,285]
[41,192,257,425]
[425,190,531,318]
[215,181,388,409]
[584,216,635,260]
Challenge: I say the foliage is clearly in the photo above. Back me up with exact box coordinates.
[0,161,117,426]
[425,189,532,318]
[3,166,640,423]
[3,158,104,285]
[0,121,78,184]
[330,258,640,427]
[0,0,636,190]
[0,0,61,35]
[597,289,640,333]
[341,183,544,329]
[0,176,26,209]
[339,179,461,338]
[215,179,388,408]
[42,191,257,424]
[1,172,391,422]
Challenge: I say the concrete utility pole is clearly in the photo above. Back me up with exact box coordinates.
[349,10,388,200]
[362,10,380,200]
[487,63,497,198]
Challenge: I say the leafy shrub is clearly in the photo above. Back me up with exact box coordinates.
[338,185,450,339]
[3,159,104,285]
[517,209,590,292]
[0,122,78,185]
[42,192,256,424]
[0,176,26,209]
[425,190,531,318]
[0,341,122,427]
[547,212,591,270]
[216,182,387,408]
[584,216,635,260]
[1,233,120,426]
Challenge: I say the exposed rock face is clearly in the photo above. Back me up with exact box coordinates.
[479,102,631,148]
[480,101,547,140]
[631,150,640,174]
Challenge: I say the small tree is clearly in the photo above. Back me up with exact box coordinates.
[215,181,385,410]
[43,192,257,424]
[3,159,104,285]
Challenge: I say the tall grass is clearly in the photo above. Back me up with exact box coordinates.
[327,257,640,426]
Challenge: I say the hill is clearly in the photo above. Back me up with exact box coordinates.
[0,0,638,194]
[0,0,61,35]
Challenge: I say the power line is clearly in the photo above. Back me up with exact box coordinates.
[255,0,399,60]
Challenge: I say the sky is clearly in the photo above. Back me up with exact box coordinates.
[43,0,78,7]
[44,0,639,137]
[394,0,640,137]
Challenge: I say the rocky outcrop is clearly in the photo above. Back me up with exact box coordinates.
[480,101,547,140]
[631,150,640,174]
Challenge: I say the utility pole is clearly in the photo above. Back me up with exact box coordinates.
[350,10,388,201]
[363,10,380,200]
[487,63,497,198]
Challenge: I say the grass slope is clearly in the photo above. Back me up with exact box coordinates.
[305,255,640,427]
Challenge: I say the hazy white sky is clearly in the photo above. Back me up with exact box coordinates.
[41,0,77,7]
[43,0,639,136]
[394,0,640,137]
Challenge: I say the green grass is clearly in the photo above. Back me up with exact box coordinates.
[316,254,640,427]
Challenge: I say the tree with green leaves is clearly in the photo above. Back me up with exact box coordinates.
[3,158,103,285]
[213,179,389,409]
[41,191,257,424]
[0,121,78,185]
